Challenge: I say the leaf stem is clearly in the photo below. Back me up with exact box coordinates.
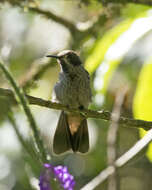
[0,61,47,163]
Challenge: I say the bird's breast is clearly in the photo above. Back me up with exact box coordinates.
[54,68,91,107]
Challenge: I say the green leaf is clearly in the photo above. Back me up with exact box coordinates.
[133,59,152,161]
[86,9,152,100]
[122,3,150,18]
[85,19,133,74]
[93,59,120,96]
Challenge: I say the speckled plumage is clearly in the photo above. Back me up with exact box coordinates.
[48,50,92,154]
[53,64,91,108]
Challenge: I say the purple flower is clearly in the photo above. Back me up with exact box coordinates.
[39,163,75,190]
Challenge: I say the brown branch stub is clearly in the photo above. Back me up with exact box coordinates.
[0,87,152,130]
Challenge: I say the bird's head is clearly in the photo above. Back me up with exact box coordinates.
[47,50,82,66]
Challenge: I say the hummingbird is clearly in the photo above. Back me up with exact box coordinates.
[47,50,92,154]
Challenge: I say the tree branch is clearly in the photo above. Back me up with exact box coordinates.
[0,63,48,163]
[0,0,110,39]
[29,6,80,35]
[0,87,152,130]
[1,0,152,41]
[0,0,80,35]
[81,127,152,190]
[107,87,128,190]
[19,61,57,89]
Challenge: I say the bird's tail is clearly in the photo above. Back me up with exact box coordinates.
[53,111,89,154]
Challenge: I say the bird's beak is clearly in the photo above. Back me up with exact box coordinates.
[46,55,61,59]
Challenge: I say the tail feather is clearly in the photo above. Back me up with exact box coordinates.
[76,119,89,153]
[69,119,89,153]
[53,111,71,154]
[53,111,89,154]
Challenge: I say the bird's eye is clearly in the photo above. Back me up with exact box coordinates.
[65,55,69,60]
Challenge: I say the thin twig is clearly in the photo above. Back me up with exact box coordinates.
[29,7,79,35]
[0,87,152,130]
[81,128,152,190]
[0,62,47,163]
[0,0,108,37]
[0,0,80,35]
[1,0,152,42]
[19,61,56,89]
[107,87,128,190]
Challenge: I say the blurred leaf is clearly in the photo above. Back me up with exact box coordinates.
[85,19,133,73]
[133,59,152,161]
[122,3,150,18]
[94,59,120,96]
[88,10,152,101]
